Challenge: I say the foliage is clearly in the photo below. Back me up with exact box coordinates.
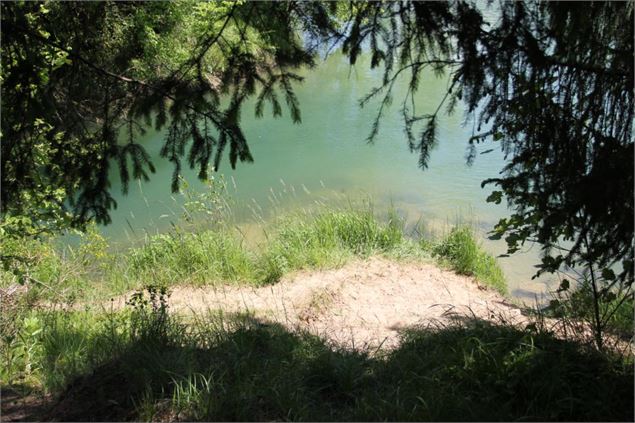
[127,229,255,286]
[0,223,112,306]
[432,226,507,295]
[546,280,634,343]
[1,1,333,226]
[1,308,632,421]
[0,314,44,388]
[180,172,233,226]
[331,0,633,348]
[259,209,408,283]
[0,231,61,287]
[2,0,631,348]
[0,203,504,303]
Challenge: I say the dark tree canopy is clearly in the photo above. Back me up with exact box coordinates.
[1,1,335,229]
[2,0,633,296]
[335,1,633,285]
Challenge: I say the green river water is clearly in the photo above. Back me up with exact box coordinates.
[102,52,554,300]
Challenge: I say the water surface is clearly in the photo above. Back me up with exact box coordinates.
[103,52,554,300]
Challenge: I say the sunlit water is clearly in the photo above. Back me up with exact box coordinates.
[100,52,555,301]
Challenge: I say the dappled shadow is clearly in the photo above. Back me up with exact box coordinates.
[0,386,52,422]
[44,361,135,422]
[23,314,634,422]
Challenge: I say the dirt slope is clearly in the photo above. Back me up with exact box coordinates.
[113,257,527,349]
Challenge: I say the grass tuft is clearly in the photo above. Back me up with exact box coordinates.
[430,226,508,295]
[127,230,255,286]
[258,209,406,283]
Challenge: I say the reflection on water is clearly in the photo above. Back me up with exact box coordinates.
[98,52,555,301]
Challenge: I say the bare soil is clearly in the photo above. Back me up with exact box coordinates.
[0,388,51,422]
[110,256,528,350]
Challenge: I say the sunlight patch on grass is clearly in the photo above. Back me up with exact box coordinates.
[429,226,508,295]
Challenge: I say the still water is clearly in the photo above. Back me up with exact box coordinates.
[102,52,554,300]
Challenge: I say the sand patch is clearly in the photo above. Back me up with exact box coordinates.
[108,257,527,349]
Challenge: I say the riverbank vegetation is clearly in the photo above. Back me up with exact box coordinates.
[2,201,633,421]
[3,0,632,348]
[2,305,632,421]
[1,201,504,305]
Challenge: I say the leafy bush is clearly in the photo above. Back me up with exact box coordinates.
[0,314,44,388]
[0,235,62,288]
[546,280,634,343]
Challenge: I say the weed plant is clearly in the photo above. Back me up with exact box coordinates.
[545,281,634,343]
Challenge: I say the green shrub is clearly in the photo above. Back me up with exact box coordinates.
[0,236,62,288]
[0,314,44,388]
[547,282,634,341]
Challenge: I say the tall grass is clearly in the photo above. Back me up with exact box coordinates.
[257,209,409,283]
[127,230,255,286]
[431,226,508,295]
[2,304,631,421]
[3,205,502,301]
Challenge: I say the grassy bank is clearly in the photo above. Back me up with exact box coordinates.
[0,206,507,305]
[1,304,633,421]
[2,205,633,421]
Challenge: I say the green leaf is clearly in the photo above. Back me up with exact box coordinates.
[488,232,502,241]
[486,191,503,204]
[557,279,569,292]
[602,291,617,302]
[601,268,615,281]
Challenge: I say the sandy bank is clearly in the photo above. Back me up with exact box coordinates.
[111,256,527,349]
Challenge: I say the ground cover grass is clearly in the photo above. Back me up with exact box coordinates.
[0,206,504,303]
[2,204,633,421]
[431,226,507,295]
[1,302,632,421]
